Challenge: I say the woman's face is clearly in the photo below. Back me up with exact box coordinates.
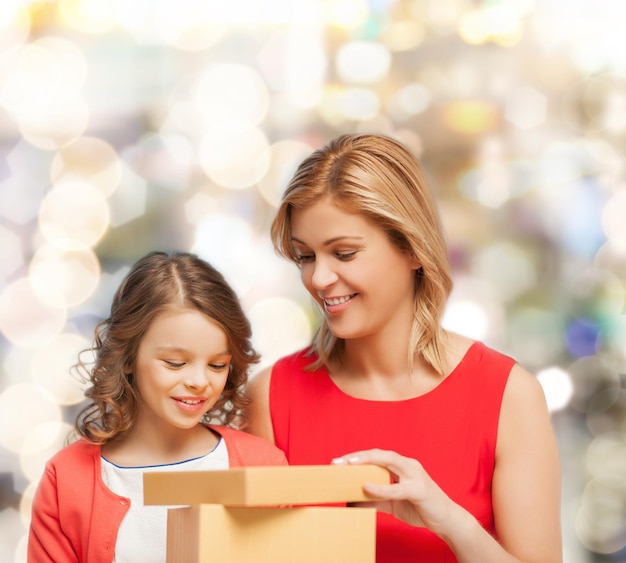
[290,198,420,342]
[133,307,231,432]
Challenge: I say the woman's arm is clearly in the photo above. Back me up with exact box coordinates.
[243,366,276,444]
[333,364,562,563]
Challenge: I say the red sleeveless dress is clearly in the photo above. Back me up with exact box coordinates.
[268,341,515,562]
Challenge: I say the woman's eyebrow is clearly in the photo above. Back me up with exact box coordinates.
[291,235,364,246]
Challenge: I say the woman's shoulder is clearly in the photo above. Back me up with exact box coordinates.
[273,346,317,370]
[447,333,516,370]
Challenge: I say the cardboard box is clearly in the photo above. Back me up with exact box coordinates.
[166,504,376,563]
[144,464,390,507]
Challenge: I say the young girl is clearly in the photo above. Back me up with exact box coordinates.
[28,251,287,563]
[246,134,562,562]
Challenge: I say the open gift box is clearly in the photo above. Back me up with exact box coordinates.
[144,464,390,562]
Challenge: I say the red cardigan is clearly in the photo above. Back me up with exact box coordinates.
[28,425,287,563]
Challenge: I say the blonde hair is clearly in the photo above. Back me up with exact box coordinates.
[271,134,452,375]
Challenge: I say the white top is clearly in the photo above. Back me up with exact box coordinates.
[101,438,229,563]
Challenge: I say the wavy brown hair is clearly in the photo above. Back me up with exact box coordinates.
[74,251,259,444]
[271,133,453,376]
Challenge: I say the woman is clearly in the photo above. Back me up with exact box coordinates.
[246,134,562,562]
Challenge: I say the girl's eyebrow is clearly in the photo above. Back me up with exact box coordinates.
[156,345,231,355]
[291,235,364,246]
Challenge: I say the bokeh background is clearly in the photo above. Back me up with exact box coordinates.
[0,0,625,561]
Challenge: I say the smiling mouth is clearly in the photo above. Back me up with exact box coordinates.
[323,294,356,307]
[173,397,206,406]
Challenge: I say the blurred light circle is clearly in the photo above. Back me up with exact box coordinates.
[18,94,90,151]
[192,214,257,295]
[595,314,626,373]
[336,41,391,84]
[575,482,626,555]
[0,5,30,52]
[184,193,218,225]
[582,73,626,135]
[29,245,101,308]
[257,140,313,208]
[442,299,489,340]
[565,317,600,358]
[601,190,626,244]
[199,125,270,189]
[106,164,148,228]
[459,10,490,45]
[319,85,349,126]
[31,332,91,405]
[586,388,626,437]
[0,36,87,116]
[326,0,369,29]
[594,240,626,282]
[508,307,564,366]
[0,224,24,282]
[388,83,431,120]
[122,132,193,192]
[247,297,312,373]
[0,508,28,561]
[194,63,269,125]
[0,278,67,347]
[381,20,425,51]
[20,479,40,527]
[58,0,117,34]
[473,242,536,301]
[147,1,225,51]
[441,100,498,135]
[566,267,625,319]
[50,136,122,198]
[20,421,74,483]
[567,356,621,414]
[536,367,573,412]
[504,86,547,130]
[39,180,110,250]
[0,383,62,453]
[336,87,380,121]
[257,31,327,104]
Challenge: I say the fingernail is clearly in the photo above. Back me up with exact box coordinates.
[331,457,346,464]
[347,455,360,463]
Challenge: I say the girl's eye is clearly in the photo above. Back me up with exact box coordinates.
[209,363,229,371]
[164,360,184,368]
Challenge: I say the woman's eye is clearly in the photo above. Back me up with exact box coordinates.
[336,251,356,260]
[296,254,315,264]
[164,360,184,368]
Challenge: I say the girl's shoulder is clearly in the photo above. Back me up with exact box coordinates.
[207,425,287,467]
[42,438,102,478]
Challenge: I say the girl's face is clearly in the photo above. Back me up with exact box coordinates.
[133,307,231,431]
[290,198,420,342]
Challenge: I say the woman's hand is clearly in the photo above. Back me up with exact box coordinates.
[332,448,465,538]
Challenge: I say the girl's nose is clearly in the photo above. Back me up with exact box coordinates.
[184,366,209,390]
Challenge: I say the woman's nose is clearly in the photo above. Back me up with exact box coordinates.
[310,259,338,290]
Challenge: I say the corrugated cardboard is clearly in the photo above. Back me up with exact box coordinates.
[144,464,390,507]
[166,504,376,563]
